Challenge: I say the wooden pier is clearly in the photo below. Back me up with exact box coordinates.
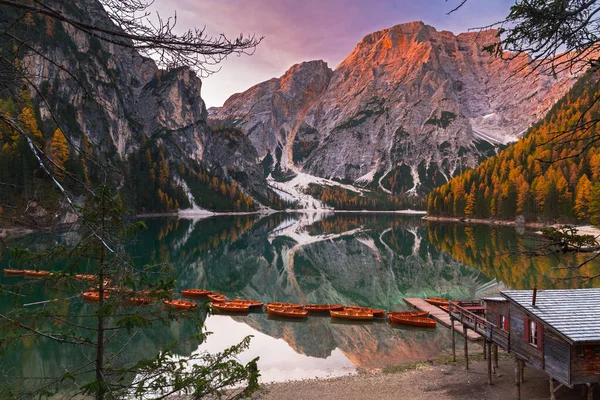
[403,298,481,341]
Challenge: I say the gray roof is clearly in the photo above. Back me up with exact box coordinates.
[502,289,600,344]
[483,297,507,302]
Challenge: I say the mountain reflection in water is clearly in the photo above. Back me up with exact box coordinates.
[7,212,595,386]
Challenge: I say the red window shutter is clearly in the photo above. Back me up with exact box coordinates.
[504,317,510,332]
[538,324,543,350]
[524,318,530,342]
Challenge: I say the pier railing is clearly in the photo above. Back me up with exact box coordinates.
[448,301,494,337]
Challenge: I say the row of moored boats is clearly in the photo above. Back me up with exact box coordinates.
[3,269,444,328]
[179,289,438,328]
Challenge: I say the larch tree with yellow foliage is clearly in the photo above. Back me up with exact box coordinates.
[49,128,70,179]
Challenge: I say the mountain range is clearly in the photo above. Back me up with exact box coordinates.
[0,0,585,221]
[210,21,580,202]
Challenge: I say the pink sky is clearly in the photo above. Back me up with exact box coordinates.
[155,0,514,107]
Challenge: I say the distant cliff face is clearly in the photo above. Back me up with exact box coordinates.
[212,22,579,194]
[210,60,333,173]
[19,0,270,211]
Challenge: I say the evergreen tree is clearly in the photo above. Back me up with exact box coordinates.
[0,186,259,399]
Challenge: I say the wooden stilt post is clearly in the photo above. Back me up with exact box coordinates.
[493,344,498,370]
[483,338,487,359]
[549,377,565,399]
[463,325,469,370]
[451,318,456,362]
[487,340,492,385]
[514,356,521,400]
[588,383,594,400]
[519,359,525,383]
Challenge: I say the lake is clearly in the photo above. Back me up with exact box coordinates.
[1,212,599,388]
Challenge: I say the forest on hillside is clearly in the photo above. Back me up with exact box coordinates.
[428,71,600,224]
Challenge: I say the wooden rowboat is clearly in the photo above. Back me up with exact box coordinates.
[266,302,303,310]
[82,291,109,301]
[330,310,374,321]
[24,270,51,277]
[3,269,24,275]
[211,302,250,313]
[163,299,197,310]
[207,293,227,302]
[388,311,429,318]
[304,304,345,313]
[344,306,385,318]
[389,314,436,328]
[266,307,308,318]
[181,289,212,297]
[425,297,449,307]
[231,299,263,309]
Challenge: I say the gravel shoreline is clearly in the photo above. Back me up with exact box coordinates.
[252,356,585,399]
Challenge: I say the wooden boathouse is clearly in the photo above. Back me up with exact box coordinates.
[449,288,600,399]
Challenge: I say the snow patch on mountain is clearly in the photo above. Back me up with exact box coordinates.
[355,169,377,185]
[268,171,366,209]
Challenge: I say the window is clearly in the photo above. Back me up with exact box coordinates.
[529,320,538,347]
[524,318,542,349]
[595,345,600,356]
[577,347,585,357]
[499,315,509,332]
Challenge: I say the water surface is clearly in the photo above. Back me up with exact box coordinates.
[1,213,598,388]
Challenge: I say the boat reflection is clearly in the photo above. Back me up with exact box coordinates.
[1,212,504,387]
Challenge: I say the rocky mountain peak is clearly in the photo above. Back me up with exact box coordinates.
[213,21,583,200]
[344,21,501,70]
[210,59,333,167]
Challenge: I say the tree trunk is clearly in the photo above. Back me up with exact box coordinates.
[95,191,107,400]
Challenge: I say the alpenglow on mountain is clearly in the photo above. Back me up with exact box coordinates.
[210,21,580,200]
[1,5,584,220]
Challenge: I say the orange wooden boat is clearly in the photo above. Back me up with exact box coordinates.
[210,302,250,313]
[330,309,373,320]
[163,299,197,310]
[266,302,303,310]
[3,269,24,275]
[266,307,308,318]
[75,274,97,281]
[129,297,153,305]
[82,291,110,301]
[24,270,51,277]
[425,297,449,307]
[207,293,227,302]
[181,289,212,297]
[231,299,263,309]
[388,311,429,319]
[304,304,345,313]
[344,306,385,318]
[389,314,437,328]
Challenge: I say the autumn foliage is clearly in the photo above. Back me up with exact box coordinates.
[428,71,600,224]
